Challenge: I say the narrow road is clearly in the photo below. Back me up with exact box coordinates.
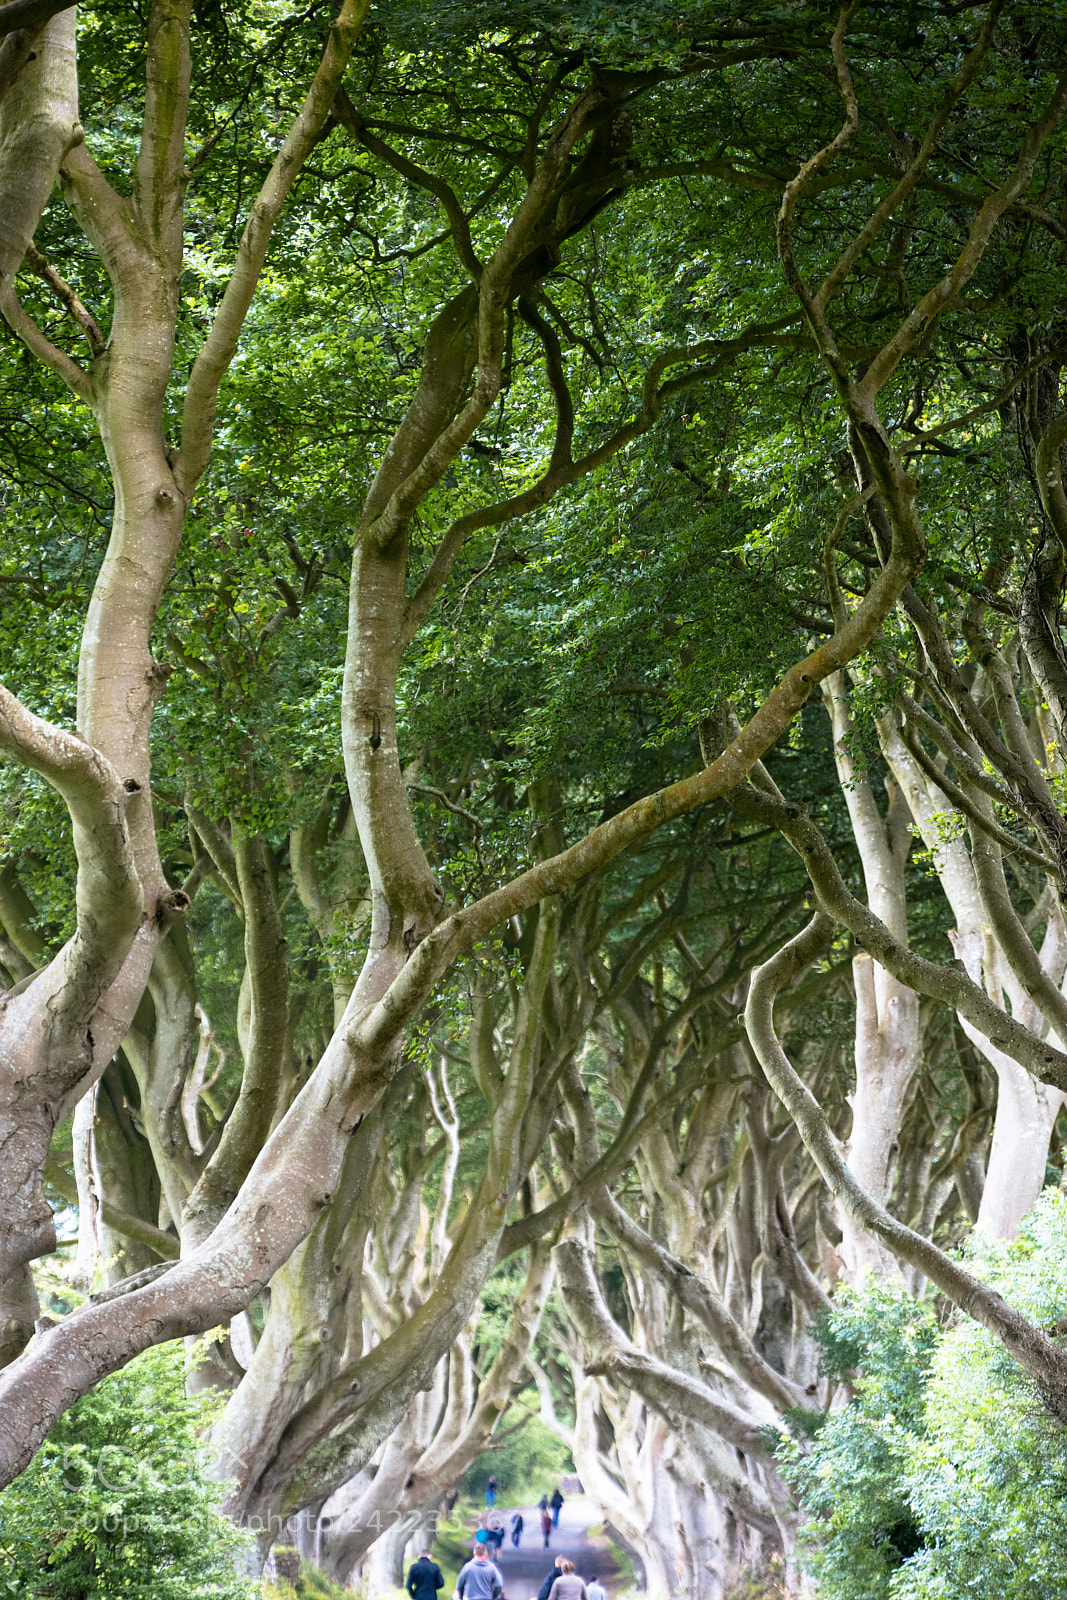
[481,1497,620,1600]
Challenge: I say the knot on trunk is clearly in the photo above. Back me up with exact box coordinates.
[145,661,174,703]
[156,888,191,928]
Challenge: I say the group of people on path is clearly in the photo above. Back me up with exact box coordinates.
[536,1555,607,1600]
[439,1547,608,1600]
[480,1478,565,1555]
[406,1480,606,1600]
[537,1487,564,1547]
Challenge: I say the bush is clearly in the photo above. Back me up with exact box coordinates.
[0,1340,257,1599]
[781,1190,1067,1600]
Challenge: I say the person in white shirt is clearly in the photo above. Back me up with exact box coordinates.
[587,1577,607,1600]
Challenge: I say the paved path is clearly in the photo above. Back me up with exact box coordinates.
[475,1497,620,1600]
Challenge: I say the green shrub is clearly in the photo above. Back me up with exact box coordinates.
[781,1190,1067,1600]
[0,1340,257,1599]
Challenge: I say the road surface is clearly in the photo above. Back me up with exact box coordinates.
[474,1496,620,1600]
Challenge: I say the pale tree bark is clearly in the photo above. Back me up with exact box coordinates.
[226,898,566,1537]
[556,1217,791,1598]
[0,6,76,290]
[69,1085,101,1290]
[580,1014,824,1589]
[745,908,1067,1411]
[822,673,921,1281]
[323,1243,555,1588]
[882,709,1066,1236]
[121,933,202,1235]
[182,831,289,1249]
[289,784,367,1029]
[0,0,369,1362]
[0,690,146,1284]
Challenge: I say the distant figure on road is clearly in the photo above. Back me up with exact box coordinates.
[407,1548,445,1600]
[537,1556,563,1599]
[510,1510,524,1548]
[485,1473,498,1508]
[550,1487,564,1526]
[486,1516,505,1556]
[455,1545,504,1599]
[587,1577,607,1600]
[540,1507,553,1548]
[538,1494,549,1511]
[547,1557,588,1600]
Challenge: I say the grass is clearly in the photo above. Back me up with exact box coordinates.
[433,1519,475,1591]
[262,1556,354,1599]
[584,1520,636,1593]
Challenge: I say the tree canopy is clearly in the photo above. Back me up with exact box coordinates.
[5,1,1067,1594]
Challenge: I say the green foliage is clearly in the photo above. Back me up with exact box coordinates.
[782,1191,1067,1600]
[459,1416,573,1506]
[0,1342,257,1599]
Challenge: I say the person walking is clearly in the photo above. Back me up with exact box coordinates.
[537,1494,549,1512]
[455,1545,504,1599]
[407,1549,445,1600]
[537,1556,563,1600]
[550,1487,564,1527]
[509,1510,523,1549]
[485,1516,505,1557]
[485,1473,498,1508]
[587,1577,607,1600]
[547,1557,588,1600]
[540,1506,553,1549]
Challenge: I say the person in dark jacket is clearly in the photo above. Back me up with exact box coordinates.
[550,1487,564,1526]
[540,1508,553,1548]
[407,1549,445,1600]
[537,1555,563,1599]
[485,1473,498,1508]
[486,1516,505,1555]
[510,1511,524,1549]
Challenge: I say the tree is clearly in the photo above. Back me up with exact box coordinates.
[6,4,1067,1595]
